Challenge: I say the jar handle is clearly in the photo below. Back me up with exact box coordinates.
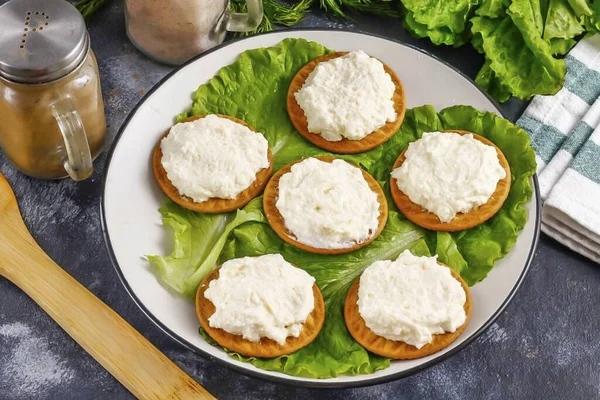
[225,0,263,32]
[50,96,94,181]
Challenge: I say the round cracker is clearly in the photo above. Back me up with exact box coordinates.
[390,130,511,231]
[263,156,388,255]
[344,263,472,360]
[287,52,406,154]
[196,266,325,358]
[153,114,273,213]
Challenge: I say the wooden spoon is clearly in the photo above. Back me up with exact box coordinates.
[0,173,215,400]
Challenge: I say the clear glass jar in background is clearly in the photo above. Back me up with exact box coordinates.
[0,0,107,181]
[124,0,263,65]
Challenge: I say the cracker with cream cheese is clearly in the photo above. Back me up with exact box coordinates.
[390,130,511,231]
[287,52,406,154]
[344,263,472,360]
[152,114,273,213]
[196,267,325,358]
[262,156,388,255]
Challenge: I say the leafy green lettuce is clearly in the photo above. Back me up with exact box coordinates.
[401,0,478,46]
[146,200,265,296]
[474,60,513,103]
[475,0,509,18]
[149,39,536,378]
[583,0,600,31]
[567,0,593,17]
[544,0,585,43]
[471,1,567,100]
[399,0,594,101]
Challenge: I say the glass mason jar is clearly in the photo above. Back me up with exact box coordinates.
[124,0,263,65]
[0,0,107,181]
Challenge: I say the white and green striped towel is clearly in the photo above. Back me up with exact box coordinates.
[517,34,600,263]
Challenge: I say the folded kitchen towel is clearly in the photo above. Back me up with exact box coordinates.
[517,34,600,263]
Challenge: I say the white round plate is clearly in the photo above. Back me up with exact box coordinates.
[101,29,541,388]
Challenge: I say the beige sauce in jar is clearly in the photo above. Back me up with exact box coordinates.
[0,0,107,180]
[0,51,106,179]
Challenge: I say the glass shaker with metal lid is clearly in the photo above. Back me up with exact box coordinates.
[0,0,106,180]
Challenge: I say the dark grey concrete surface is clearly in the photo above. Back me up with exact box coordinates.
[1,1,599,399]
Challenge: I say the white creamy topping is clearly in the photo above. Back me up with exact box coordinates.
[204,254,315,345]
[391,131,506,223]
[276,158,380,249]
[358,250,467,348]
[294,50,397,142]
[160,115,270,202]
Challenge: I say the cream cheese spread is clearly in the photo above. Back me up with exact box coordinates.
[204,254,315,345]
[160,115,270,203]
[391,131,506,223]
[294,50,397,142]
[276,158,380,249]
[357,250,466,348]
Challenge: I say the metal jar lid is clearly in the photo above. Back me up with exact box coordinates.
[0,0,89,84]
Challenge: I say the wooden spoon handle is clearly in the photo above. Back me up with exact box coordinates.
[0,229,214,400]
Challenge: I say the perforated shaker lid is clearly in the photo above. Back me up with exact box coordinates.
[0,0,89,84]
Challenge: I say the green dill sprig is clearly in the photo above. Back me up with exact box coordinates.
[230,0,314,35]
[74,0,111,21]
[319,0,400,19]
[75,0,313,33]
[75,0,400,35]
[266,0,314,26]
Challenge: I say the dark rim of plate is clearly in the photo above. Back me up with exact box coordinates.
[99,28,542,389]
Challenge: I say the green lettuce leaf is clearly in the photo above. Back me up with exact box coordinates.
[549,37,578,55]
[583,0,600,31]
[401,0,477,46]
[147,198,264,297]
[149,39,536,378]
[508,0,568,88]
[403,10,469,46]
[471,4,566,100]
[476,0,508,18]
[566,0,592,17]
[399,0,591,101]
[146,202,233,295]
[470,0,590,101]
[544,0,586,41]
[475,59,513,103]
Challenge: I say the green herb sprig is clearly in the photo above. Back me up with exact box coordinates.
[230,0,400,34]
[74,0,111,21]
[76,0,400,30]
[319,0,400,19]
[230,0,314,35]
